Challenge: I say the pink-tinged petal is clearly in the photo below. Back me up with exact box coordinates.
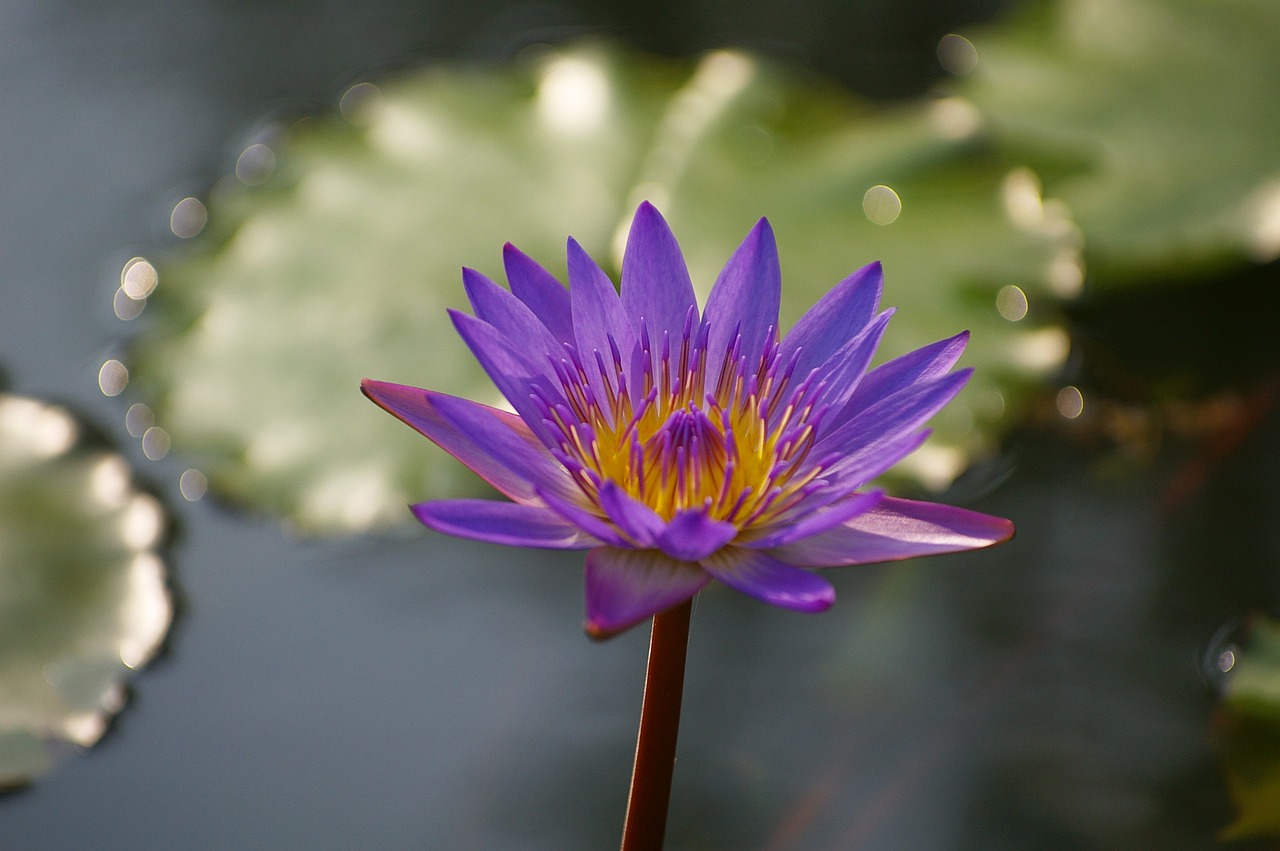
[654,508,739,561]
[833,331,969,428]
[431,393,577,501]
[411,499,599,549]
[536,487,628,548]
[771,496,1015,567]
[703,218,781,385]
[743,489,884,549]
[778,261,883,375]
[449,310,562,446]
[503,242,573,343]
[584,547,710,639]
[701,548,835,613]
[362,380,544,504]
[815,368,972,460]
[461,268,564,373]
[597,481,664,547]
[620,202,697,345]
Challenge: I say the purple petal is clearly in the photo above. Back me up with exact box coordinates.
[703,218,781,385]
[430,393,577,501]
[503,243,573,343]
[832,331,969,429]
[462,267,564,379]
[742,489,884,549]
[654,508,739,561]
[770,496,1015,567]
[620,202,697,345]
[449,311,563,446]
[567,238,638,404]
[815,368,972,461]
[597,481,664,547]
[584,547,710,639]
[411,499,599,549]
[701,548,835,612]
[362,380,544,503]
[804,310,892,427]
[820,429,932,493]
[536,487,628,547]
[777,261,883,376]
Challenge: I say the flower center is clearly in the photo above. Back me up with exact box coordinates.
[540,312,826,527]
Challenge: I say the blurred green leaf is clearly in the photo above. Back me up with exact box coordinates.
[1217,617,1280,840]
[0,394,171,787]
[960,0,1280,282]
[126,45,1068,533]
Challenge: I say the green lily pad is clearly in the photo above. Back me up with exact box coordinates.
[959,0,1280,281]
[122,45,1068,533]
[0,393,172,787]
[1217,617,1280,840]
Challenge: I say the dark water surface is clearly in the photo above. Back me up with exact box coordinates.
[2,1,1277,848]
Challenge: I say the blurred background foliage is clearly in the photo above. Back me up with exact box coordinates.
[2,0,1279,845]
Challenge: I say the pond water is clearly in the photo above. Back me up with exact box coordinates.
[1,1,1278,848]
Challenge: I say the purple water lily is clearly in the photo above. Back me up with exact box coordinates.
[363,203,1013,638]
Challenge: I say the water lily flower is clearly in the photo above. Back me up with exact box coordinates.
[363,203,1013,638]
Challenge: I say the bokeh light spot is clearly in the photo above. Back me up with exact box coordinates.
[996,285,1029,321]
[537,55,610,134]
[235,143,277,186]
[170,197,207,238]
[179,468,208,502]
[98,360,129,396]
[120,257,158,299]
[1056,385,1085,419]
[141,427,171,461]
[938,34,979,75]
[862,184,902,225]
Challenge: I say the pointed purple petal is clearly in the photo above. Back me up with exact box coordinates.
[620,202,697,344]
[503,243,573,343]
[597,481,664,547]
[449,310,562,446]
[701,549,835,613]
[654,508,739,561]
[362,380,544,503]
[742,489,884,549]
[431,393,577,501]
[584,547,710,639]
[833,331,969,429]
[805,310,892,428]
[821,429,932,493]
[411,499,599,549]
[567,238,638,404]
[536,487,628,547]
[771,496,1015,567]
[703,219,781,384]
[462,267,564,368]
[816,368,972,460]
[778,261,883,376]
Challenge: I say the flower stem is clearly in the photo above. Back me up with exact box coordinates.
[620,599,693,851]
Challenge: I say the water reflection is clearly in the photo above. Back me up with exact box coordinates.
[0,393,173,787]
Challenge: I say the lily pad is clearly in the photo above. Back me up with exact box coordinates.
[123,45,1068,533]
[959,0,1280,281]
[0,393,172,787]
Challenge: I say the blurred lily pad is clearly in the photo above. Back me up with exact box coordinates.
[123,45,1069,533]
[960,0,1280,281]
[1217,617,1280,840]
[0,393,171,787]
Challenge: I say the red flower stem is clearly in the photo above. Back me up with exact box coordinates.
[620,599,693,851]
